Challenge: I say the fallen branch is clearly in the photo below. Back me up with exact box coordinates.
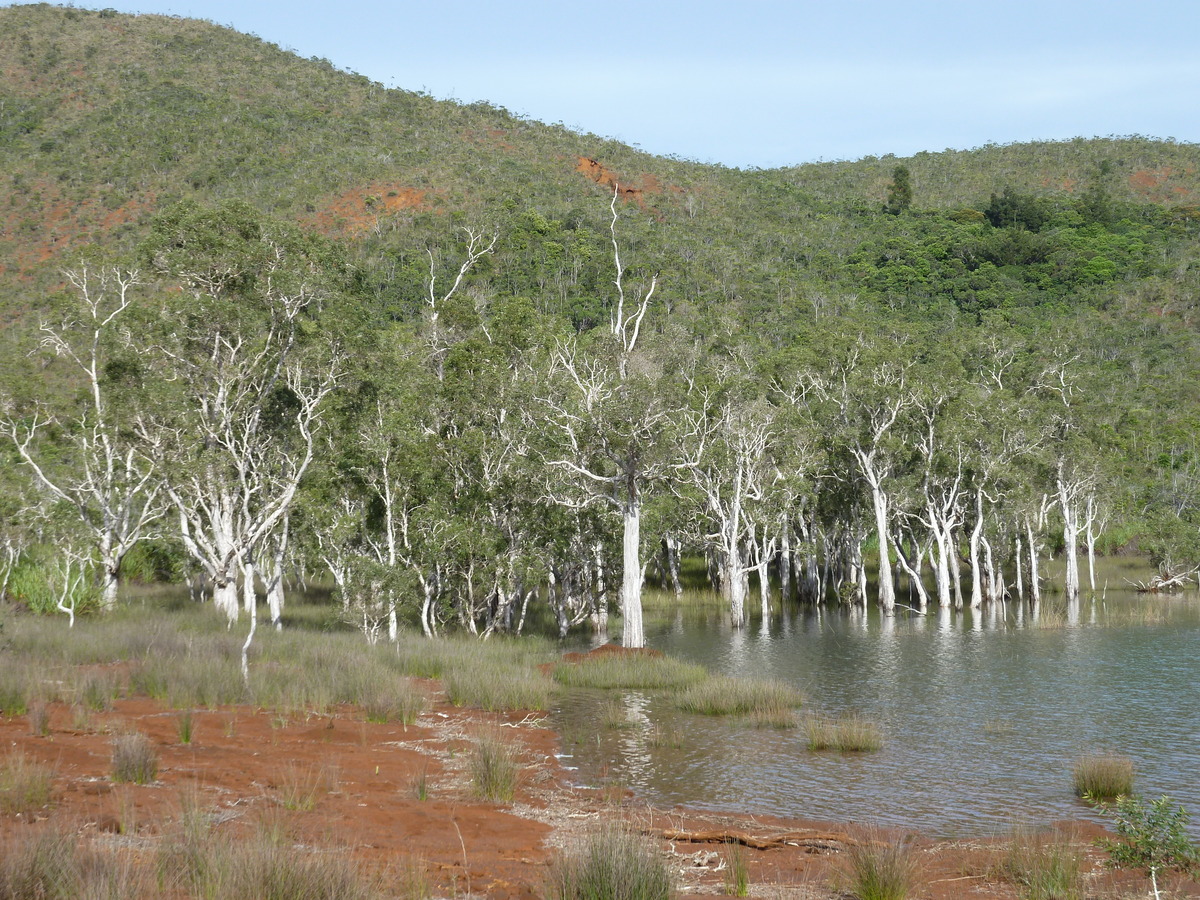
[647,827,855,852]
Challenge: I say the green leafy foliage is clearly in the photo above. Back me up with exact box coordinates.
[1096,795,1200,882]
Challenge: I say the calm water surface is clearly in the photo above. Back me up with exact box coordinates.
[551,591,1200,836]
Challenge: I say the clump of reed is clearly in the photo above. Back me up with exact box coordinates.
[804,714,883,752]
[469,732,521,804]
[1073,754,1134,800]
[0,827,149,898]
[843,831,916,900]
[361,680,426,725]
[444,664,553,711]
[110,730,158,785]
[0,751,54,816]
[722,839,750,897]
[675,676,803,719]
[277,762,338,811]
[553,652,707,690]
[547,823,673,900]
[1000,828,1084,900]
[156,806,382,900]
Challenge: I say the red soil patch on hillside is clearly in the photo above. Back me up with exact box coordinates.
[575,157,681,215]
[303,183,429,237]
[1129,166,1198,203]
[0,180,156,276]
[4,660,1194,899]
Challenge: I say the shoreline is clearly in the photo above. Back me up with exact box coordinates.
[4,687,1195,899]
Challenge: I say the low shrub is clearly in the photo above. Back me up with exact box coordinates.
[1095,793,1200,899]
[548,823,673,900]
[470,732,520,804]
[111,730,158,785]
[1073,754,1134,800]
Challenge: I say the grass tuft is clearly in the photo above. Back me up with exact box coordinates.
[804,714,883,752]
[553,652,708,690]
[277,762,337,811]
[362,680,426,725]
[470,732,520,804]
[722,839,750,896]
[1001,828,1083,900]
[675,676,803,717]
[445,665,553,711]
[844,831,916,900]
[1073,754,1134,801]
[110,730,159,785]
[548,823,673,900]
[0,751,54,815]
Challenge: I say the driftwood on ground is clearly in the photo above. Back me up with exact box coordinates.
[645,827,855,852]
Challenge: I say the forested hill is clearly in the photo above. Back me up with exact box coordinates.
[3,4,1200,636]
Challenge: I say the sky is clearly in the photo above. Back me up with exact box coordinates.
[7,0,1200,169]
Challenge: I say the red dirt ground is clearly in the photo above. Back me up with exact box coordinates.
[4,666,1197,899]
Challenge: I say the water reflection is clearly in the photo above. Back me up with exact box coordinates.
[556,592,1200,836]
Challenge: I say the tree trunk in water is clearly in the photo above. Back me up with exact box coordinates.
[1085,495,1097,594]
[1014,533,1025,602]
[591,542,608,637]
[1060,501,1080,602]
[870,488,896,613]
[968,491,985,609]
[620,503,645,648]
[948,535,964,610]
[1025,519,1041,607]
[779,525,793,605]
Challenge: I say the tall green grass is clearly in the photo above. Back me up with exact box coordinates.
[548,824,673,900]
[1073,754,1134,800]
[0,751,54,816]
[470,732,521,804]
[804,714,884,752]
[843,832,916,900]
[1001,829,1083,900]
[553,652,707,690]
[675,676,803,718]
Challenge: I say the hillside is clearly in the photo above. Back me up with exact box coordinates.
[1,3,1198,325]
[4,3,1200,627]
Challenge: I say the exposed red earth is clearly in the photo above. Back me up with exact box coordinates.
[3,652,1198,899]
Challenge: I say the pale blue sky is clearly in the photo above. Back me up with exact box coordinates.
[9,0,1200,168]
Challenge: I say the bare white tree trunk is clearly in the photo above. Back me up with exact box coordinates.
[968,490,985,609]
[621,503,645,648]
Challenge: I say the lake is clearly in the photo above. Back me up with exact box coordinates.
[551,585,1200,836]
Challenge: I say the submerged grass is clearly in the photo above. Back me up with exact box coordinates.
[675,676,803,717]
[553,652,707,690]
[1072,754,1134,800]
[804,714,883,752]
